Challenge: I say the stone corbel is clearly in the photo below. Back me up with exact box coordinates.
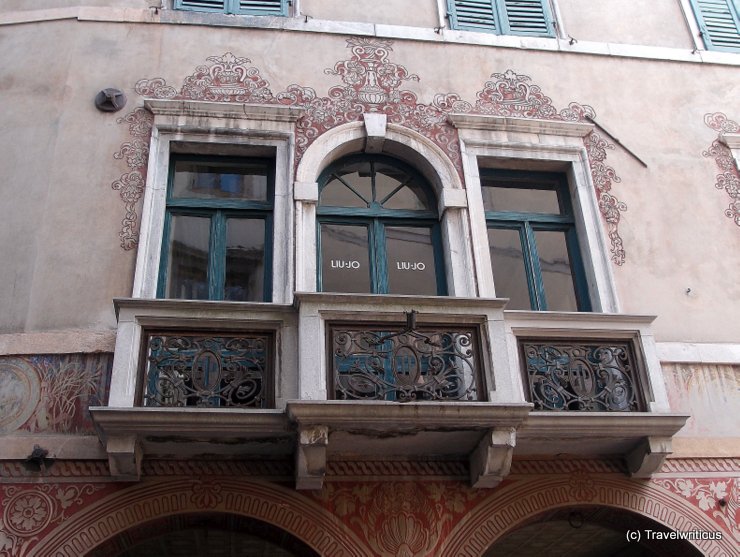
[363,113,387,153]
[295,425,329,490]
[469,427,516,488]
[626,436,673,478]
[106,434,142,481]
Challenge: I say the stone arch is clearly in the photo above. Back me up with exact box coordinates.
[294,119,475,296]
[28,479,370,557]
[439,476,735,557]
[295,120,464,204]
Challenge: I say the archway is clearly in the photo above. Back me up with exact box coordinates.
[482,506,702,557]
[85,512,319,557]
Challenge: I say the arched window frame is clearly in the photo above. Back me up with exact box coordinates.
[316,154,448,296]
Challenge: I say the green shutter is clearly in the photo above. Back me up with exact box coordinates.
[235,0,287,16]
[176,0,287,16]
[502,0,553,36]
[176,0,227,13]
[692,0,740,51]
[449,1,553,37]
[449,0,498,32]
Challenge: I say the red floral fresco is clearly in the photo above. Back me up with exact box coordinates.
[703,112,740,226]
[1,463,736,557]
[112,38,627,262]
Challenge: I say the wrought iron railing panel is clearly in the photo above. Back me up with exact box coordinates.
[520,340,644,412]
[330,324,482,402]
[143,332,272,408]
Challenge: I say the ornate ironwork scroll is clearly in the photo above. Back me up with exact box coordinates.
[330,323,481,401]
[143,333,271,408]
[520,340,643,412]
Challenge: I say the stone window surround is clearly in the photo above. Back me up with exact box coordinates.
[132,99,304,305]
[448,112,621,314]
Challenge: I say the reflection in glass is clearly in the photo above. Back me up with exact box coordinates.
[172,160,268,200]
[535,230,578,311]
[488,228,530,309]
[320,224,371,293]
[320,162,372,207]
[225,218,265,301]
[385,227,437,295]
[374,163,430,210]
[166,215,210,299]
[481,183,560,214]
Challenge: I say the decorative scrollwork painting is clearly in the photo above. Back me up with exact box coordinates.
[703,112,740,227]
[143,333,272,408]
[112,39,627,262]
[331,324,480,402]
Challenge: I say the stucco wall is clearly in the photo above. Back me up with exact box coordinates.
[1,18,738,342]
[558,0,696,48]
[301,0,441,28]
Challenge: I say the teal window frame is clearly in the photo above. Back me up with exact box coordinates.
[175,0,289,17]
[157,154,274,302]
[447,0,555,37]
[689,0,740,51]
[483,170,591,311]
[316,154,448,296]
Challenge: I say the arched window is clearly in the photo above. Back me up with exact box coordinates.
[317,155,446,295]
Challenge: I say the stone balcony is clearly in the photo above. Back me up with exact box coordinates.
[91,294,687,487]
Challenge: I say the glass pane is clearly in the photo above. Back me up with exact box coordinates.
[225,218,265,301]
[481,182,561,214]
[166,215,210,300]
[172,160,268,200]
[320,162,372,207]
[375,162,432,210]
[385,227,438,295]
[320,224,371,293]
[488,228,531,310]
[535,230,579,311]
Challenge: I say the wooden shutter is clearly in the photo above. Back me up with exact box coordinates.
[692,0,740,50]
[176,0,227,12]
[235,0,287,16]
[503,0,552,36]
[449,0,498,32]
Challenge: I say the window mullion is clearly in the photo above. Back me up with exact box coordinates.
[373,220,388,293]
[209,211,226,300]
[522,221,547,310]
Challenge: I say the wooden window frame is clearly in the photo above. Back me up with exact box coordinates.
[482,169,591,311]
[157,154,275,302]
[316,154,448,296]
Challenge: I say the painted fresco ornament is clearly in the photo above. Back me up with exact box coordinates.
[111,38,627,263]
[704,112,740,226]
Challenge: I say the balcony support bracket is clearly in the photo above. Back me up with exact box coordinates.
[626,435,673,478]
[106,434,142,481]
[295,425,329,490]
[470,427,516,489]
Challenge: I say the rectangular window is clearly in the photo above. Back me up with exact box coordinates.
[447,0,554,37]
[158,155,274,302]
[482,170,590,311]
[175,0,288,16]
[689,0,740,51]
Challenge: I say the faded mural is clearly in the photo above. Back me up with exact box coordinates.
[0,354,111,435]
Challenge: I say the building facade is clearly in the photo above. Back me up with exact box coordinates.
[1,1,738,555]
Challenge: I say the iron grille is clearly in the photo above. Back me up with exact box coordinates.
[520,340,644,412]
[143,332,272,408]
[330,323,482,402]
